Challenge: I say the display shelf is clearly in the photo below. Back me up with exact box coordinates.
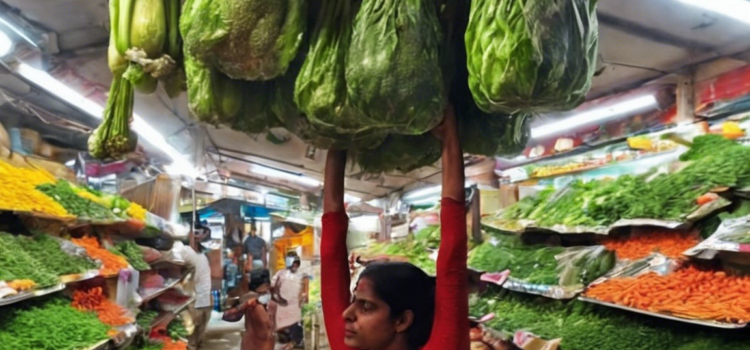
[140,278,184,303]
[578,296,746,329]
[149,296,196,329]
[82,338,110,350]
[0,283,65,307]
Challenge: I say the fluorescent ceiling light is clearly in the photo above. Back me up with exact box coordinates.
[0,30,11,57]
[408,196,440,206]
[0,18,37,48]
[531,95,658,139]
[16,63,196,177]
[678,0,750,24]
[250,164,321,187]
[403,181,475,201]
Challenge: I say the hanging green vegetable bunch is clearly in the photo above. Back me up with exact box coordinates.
[465,0,599,114]
[180,0,302,131]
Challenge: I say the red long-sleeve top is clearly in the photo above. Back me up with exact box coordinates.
[321,198,470,350]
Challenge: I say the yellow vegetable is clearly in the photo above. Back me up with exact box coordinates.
[8,279,36,291]
[127,202,147,221]
[0,161,69,217]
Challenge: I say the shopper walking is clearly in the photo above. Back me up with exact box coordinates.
[272,252,308,348]
[244,224,268,275]
[184,225,213,350]
[320,106,470,350]
[223,274,277,350]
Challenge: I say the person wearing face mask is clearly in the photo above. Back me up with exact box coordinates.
[272,252,309,349]
[223,274,277,350]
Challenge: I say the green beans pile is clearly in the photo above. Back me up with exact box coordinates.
[17,233,97,276]
[113,241,150,271]
[0,233,59,287]
[0,297,108,350]
[136,310,159,329]
[167,319,188,340]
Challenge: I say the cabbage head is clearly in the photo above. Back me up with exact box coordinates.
[465,0,598,113]
[181,0,306,81]
[354,133,441,173]
[346,0,445,135]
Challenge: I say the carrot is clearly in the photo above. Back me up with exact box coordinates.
[72,236,129,276]
[602,228,698,260]
[72,287,134,326]
[696,192,719,206]
[584,265,750,323]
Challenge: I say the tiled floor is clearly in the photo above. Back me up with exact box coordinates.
[199,332,242,350]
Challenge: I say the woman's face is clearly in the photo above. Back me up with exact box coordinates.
[342,278,399,349]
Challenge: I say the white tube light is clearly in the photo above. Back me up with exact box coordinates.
[408,196,440,206]
[678,0,750,24]
[403,181,475,201]
[0,18,37,48]
[531,95,658,139]
[0,30,12,57]
[250,164,321,187]
[16,63,197,177]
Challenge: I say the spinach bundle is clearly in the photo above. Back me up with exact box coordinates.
[465,0,598,113]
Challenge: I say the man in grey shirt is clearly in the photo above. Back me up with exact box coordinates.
[243,225,268,275]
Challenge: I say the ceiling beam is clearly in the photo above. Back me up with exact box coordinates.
[597,12,716,52]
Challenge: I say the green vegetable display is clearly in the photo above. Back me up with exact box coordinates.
[113,241,151,271]
[468,233,613,286]
[465,0,598,113]
[167,318,188,339]
[501,136,750,228]
[0,297,109,350]
[17,233,98,276]
[0,233,59,287]
[471,290,750,350]
[346,0,445,135]
[37,181,118,221]
[363,237,437,275]
[136,310,160,329]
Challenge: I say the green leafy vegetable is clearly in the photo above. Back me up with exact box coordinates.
[0,233,60,287]
[465,0,598,113]
[37,181,118,221]
[113,241,151,271]
[346,0,445,135]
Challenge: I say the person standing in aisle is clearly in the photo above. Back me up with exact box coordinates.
[244,224,269,277]
[320,106,470,350]
[222,274,277,350]
[272,252,309,349]
[184,224,213,350]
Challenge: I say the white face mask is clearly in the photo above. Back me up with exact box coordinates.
[257,293,271,305]
[285,257,296,268]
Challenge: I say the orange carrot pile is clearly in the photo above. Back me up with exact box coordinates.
[602,229,698,260]
[72,236,129,276]
[72,287,134,326]
[584,265,750,323]
[153,337,187,350]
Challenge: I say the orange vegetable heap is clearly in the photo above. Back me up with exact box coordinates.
[72,236,128,276]
[602,229,698,260]
[154,336,187,350]
[7,279,36,291]
[584,265,750,323]
[72,287,134,326]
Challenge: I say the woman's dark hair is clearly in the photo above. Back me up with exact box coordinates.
[358,262,436,350]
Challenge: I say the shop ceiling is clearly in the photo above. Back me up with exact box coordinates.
[0,0,749,200]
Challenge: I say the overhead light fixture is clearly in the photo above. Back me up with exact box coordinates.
[678,0,750,24]
[15,63,197,178]
[250,164,321,187]
[403,181,475,201]
[531,95,658,139]
[0,30,12,57]
[0,17,37,48]
[408,196,440,207]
